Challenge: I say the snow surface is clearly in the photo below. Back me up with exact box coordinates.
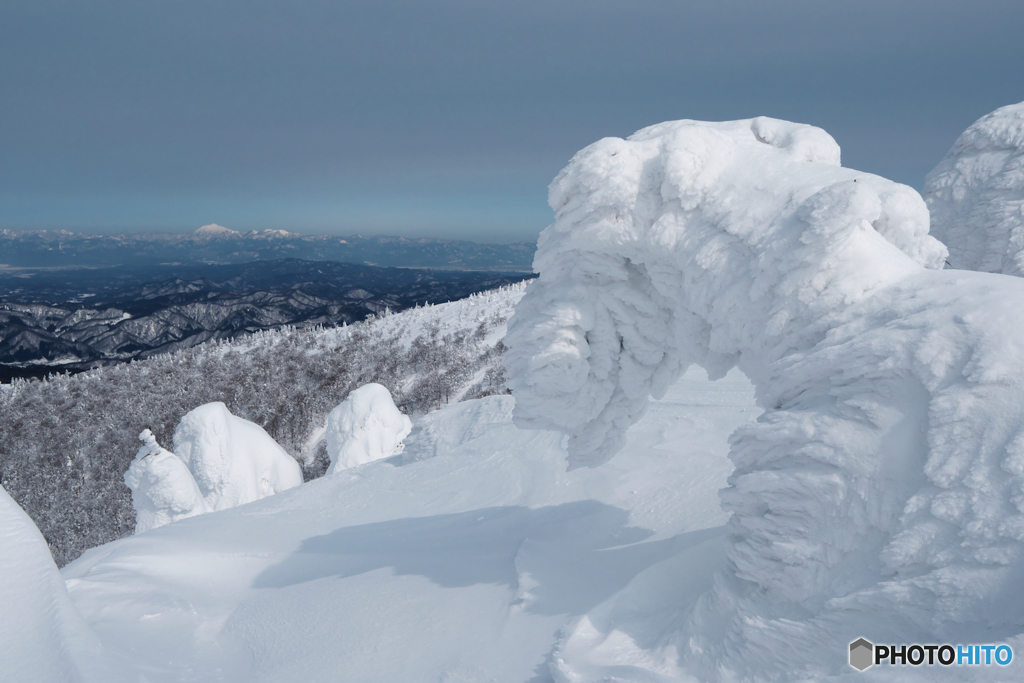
[0,486,122,682]
[925,101,1024,274]
[59,368,759,682]
[173,402,303,511]
[402,394,515,464]
[325,383,412,473]
[506,116,1024,678]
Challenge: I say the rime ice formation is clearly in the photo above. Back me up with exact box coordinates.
[325,383,412,473]
[123,429,209,533]
[925,101,1024,274]
[0,486,121,681]
[505,117,1024,677]
[173,402,303,511]
[125,410,303,532]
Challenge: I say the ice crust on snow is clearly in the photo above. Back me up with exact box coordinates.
[123,429,210,533]
[325,383,412,473]
[174,402,303,510]
[505,116,1024,677]
[925,101,1024,275]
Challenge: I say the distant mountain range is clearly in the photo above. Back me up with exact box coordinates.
[0,226,536,271]
[0,258,533,381]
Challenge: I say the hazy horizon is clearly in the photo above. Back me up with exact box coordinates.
[0,224,537,245]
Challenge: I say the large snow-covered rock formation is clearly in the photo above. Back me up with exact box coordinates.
[506,116,1024,677]
[325,383,412,473]
[924,101,1024,274]
[123,429,209,533]
[173,402,303,511]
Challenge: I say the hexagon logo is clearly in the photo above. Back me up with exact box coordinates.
[850,638,874,671]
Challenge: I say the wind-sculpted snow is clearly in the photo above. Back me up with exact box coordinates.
[504,117,1024,677]
[173,402,303,511]
[0,486,122,682]
[925,101,1024,275]
[325,383,412,472]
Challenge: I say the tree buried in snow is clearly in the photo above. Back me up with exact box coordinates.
[174,402,303,511]
[123,429,209,533]
[925,100,1024,275]
[124,404,302,532]
[506,117,1024,677]
[325,383,412,473]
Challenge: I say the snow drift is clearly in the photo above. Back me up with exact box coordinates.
[124,429,209,533]
[402,394,514,464]
[62,374,756,683]
[0,486,121,681]
[173,402,303,511]
[506,116,1024,678]
[325,383,412,473]
[925,101,1024,274]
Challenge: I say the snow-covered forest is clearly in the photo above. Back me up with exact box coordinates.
[5,101,1024,682]
[0,284,522,566]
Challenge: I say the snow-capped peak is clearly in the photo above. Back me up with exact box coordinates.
[194,223,239,236]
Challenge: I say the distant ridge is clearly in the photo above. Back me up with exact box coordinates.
[0,258,533,378]
[0,229,536,271]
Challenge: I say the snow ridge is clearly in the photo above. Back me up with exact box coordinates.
[925,101,1024,275]
[505,116,1024,677]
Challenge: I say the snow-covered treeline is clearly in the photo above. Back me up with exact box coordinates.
[507,115,1024,678]
[0,284,524,566]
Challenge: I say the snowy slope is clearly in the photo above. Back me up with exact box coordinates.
[0,486,124,682]
[60,368,757,683]
[321,281,524,350]
[924,101,1024,274]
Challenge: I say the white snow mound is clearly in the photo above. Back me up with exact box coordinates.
[173,402,303,511]
[0,486,122,682]
[505,116,1024,678]
[924,101,1024,274]
[123,429,209,533]
[325,383,412,473]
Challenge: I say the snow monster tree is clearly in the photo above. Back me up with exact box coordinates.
[505,117,1024,678]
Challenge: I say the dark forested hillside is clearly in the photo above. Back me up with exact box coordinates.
[0,259,532,379]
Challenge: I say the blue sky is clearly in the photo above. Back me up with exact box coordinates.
[2,0,1023,242]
